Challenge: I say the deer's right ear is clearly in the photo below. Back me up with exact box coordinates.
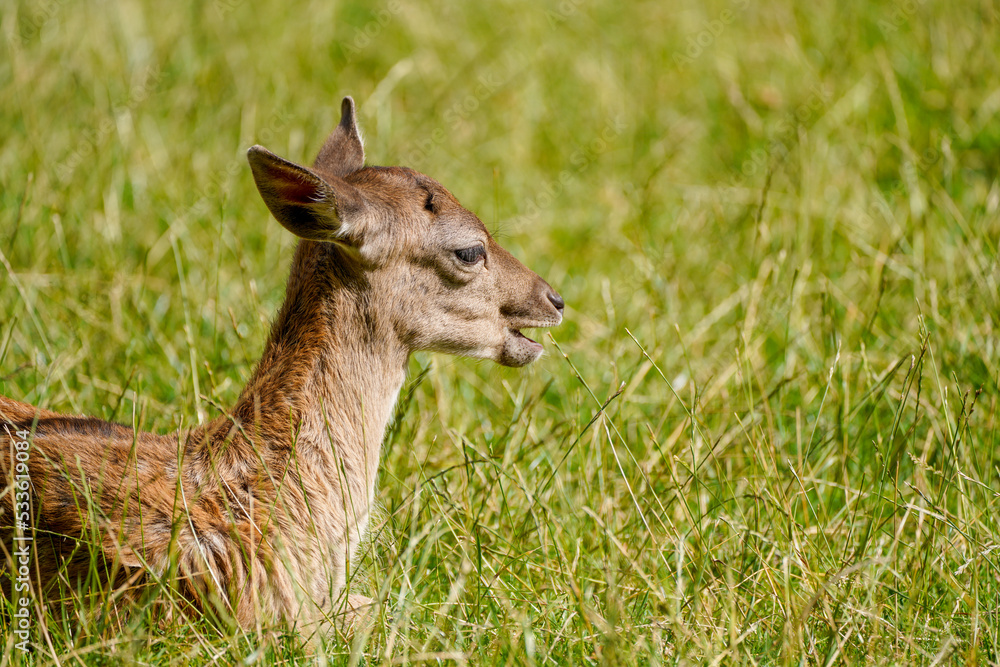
[247,145,365,242]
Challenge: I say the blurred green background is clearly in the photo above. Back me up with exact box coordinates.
[2,0,999,663]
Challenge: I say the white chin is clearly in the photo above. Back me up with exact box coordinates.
[498,329,544,367]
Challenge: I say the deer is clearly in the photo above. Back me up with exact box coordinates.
[0,96,564,637]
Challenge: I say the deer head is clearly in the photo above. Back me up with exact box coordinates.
[246,97,564,367]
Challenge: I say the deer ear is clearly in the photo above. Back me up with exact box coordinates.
[314,96,365,178]
[247,145,365,242]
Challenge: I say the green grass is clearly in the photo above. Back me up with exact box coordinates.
[2,0,999,663]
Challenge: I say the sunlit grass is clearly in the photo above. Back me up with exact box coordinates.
[2,0,999,663]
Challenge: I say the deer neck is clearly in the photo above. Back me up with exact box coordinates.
[225,240,408,487]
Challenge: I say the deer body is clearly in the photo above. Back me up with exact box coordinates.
[0,97,563,632]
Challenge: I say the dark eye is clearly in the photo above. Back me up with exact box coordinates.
[454,245,486,264]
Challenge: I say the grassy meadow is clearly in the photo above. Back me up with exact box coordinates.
[2,0,1000,663]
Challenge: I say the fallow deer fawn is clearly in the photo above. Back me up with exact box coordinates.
[0,97,564,634]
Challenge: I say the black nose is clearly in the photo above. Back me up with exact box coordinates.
[547,290,565,312]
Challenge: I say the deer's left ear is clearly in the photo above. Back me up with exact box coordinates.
[247,145,366,242]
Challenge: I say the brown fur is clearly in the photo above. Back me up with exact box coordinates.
[0,97,563,635]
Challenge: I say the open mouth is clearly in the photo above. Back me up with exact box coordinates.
[500,323,555,367]
[509,328,543,349]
